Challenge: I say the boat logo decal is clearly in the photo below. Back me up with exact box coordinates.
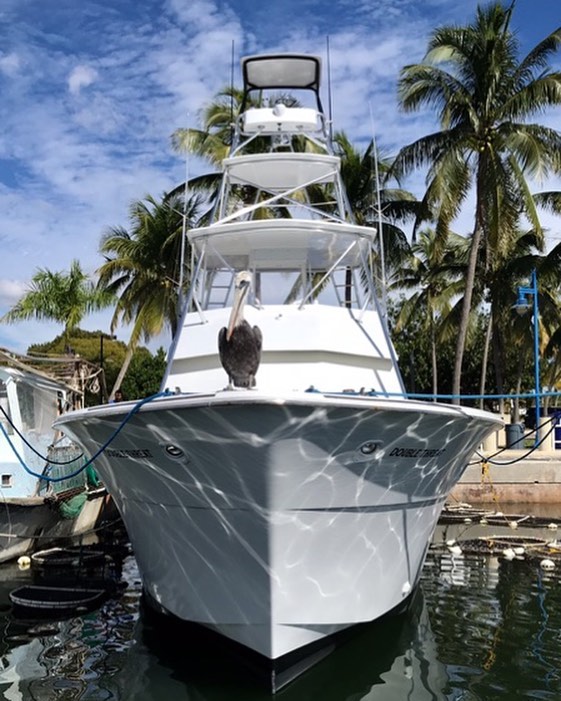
[106,449,153,459]
[389,447,446,458]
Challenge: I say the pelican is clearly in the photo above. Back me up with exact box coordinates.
[218,271,262,389]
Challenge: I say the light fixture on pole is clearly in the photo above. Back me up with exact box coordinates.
[514,268,540,445]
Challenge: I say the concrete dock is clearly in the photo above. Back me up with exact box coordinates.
[451,449,561,504]
[447,417,561,504]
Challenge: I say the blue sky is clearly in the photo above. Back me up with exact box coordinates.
[0,0,560,352]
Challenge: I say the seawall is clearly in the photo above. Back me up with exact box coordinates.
[451,450,561,504]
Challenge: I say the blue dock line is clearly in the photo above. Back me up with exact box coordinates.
[0,405,84,465]
[471,414,560,466]
[329,389,561,402]
[2,386,560,482]
[0,390,171,483]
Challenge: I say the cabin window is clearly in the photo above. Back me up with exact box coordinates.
[0,381,13,435]
[1,474,12,488]
[16,381,57,436]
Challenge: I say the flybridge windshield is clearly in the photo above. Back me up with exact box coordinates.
[242,54,322,102]
[194,268,376,309]
[242,55,321,91]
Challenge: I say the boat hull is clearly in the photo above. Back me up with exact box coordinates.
[56,393,500,663]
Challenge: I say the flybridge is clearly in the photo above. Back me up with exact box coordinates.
[182,52,379,317]
[166,52,396,397]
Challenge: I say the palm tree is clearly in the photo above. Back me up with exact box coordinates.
[170,86,280,225]
[393,2,561,402]
[512,240,561,415]
[171,86,247,167]
[329,132,418,310]
[392,229,468,397]
[171,87,299,166]
[97,192,204,397]
[1,260,113,343]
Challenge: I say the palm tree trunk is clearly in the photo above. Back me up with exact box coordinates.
[491,311,505,414]
[430,314,438,401]
[452,161,486,405]
[513,352,524,424]
[479,312,492,410]
[452,224,482,404]
[110,343,135,399]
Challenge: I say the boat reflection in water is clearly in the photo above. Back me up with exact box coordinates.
[0,557,449,701]
[2,547,561,699]
[127,588,450,701]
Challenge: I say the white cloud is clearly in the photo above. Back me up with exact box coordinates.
[0,279,26,307]
[67,64,99,95]
[0,51,20,76]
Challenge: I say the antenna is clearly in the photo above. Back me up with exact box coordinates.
[177,144,190,316]
[369,102,387,318]
[230,40,235,148]
[326,36,333,142]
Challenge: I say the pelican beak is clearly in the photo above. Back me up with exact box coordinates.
[226,280,250,341]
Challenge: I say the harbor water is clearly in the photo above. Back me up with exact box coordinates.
[1,509,561,700]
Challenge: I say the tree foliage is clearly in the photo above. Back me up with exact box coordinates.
[1,260,113,341]
[28,329,166,405]
[96,192,204,395]
[394,2,561,400]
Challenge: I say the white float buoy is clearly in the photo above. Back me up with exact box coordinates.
[463,518,472,524]
[547,523,559,530]
[17,556,30,570]
[480,518,488,525]
[509,521,518,529]
[540,559,555,570]
[513,546,525,556]
[448,544,463,556]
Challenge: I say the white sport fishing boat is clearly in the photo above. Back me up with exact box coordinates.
[55,53,502,690]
